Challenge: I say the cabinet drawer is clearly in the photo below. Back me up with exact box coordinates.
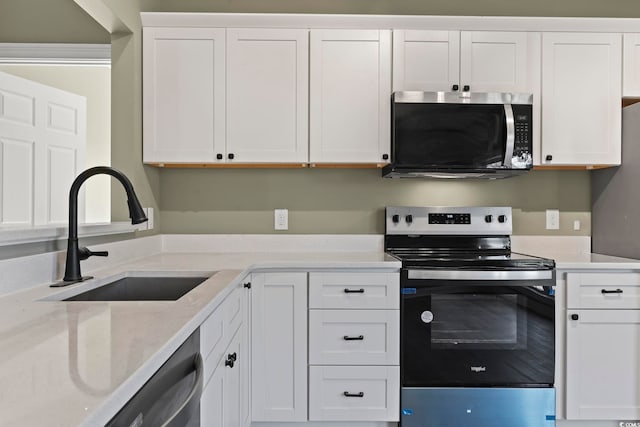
[567,272,640,309]
[224,286,243,337]
[309,272,399,309]
[309,310,399,365]
[308,366,400,421]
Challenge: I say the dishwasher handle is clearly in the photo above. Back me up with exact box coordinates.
[161,353,204,427]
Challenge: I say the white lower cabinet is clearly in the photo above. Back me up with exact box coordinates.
[307,271,400,423]
[566,309,640,420]
[565,272,640,420]
[309,309,399,366]
[200,280,251,427]
[201,329,242,427]
[251,272,308,422]
[309,366,400,421]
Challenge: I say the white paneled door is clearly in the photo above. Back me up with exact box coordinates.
[310,29,392,164]
[0,70,86,226]
[227,28,309,163]
[541,32,622,166]
[142,27,225,163]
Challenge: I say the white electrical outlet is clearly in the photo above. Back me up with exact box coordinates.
[573,220,581,231]
[546,209,560,230]
[274,209,288,230]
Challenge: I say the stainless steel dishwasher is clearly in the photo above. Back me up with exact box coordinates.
[107,330,203,427]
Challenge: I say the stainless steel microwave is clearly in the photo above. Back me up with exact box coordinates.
[382,91,533,179]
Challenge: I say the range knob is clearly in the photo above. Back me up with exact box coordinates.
[405,215,413,224]
[485,215,493,223]
[392,214,400,223]
[498,215,507,223]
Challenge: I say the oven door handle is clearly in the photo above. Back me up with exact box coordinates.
[406,269,553,281]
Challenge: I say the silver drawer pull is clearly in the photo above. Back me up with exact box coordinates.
[343,391,364,398]
[343,335,364,341]
[601,288,623,294]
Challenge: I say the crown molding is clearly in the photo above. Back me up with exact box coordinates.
[0,43,111,65]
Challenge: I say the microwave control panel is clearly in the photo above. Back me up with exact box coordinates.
[511,104,533,168]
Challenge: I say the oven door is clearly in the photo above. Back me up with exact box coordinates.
[401,268,555,387]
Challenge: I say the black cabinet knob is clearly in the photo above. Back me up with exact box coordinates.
[463,85,470,92]
[405,214,413,223]
[228,153,235,160]
[382,153,389,160]
[570,314,579,321]
[392,214,400,223]
[243,282,252,289]
[452,84,459,91]
[498,215,507,223]
[485,215,493,223]
[216,153,223,160]
[545,155,553,161]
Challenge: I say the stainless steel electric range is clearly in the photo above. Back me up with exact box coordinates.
[386,206,556,427]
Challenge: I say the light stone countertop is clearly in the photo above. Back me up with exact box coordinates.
[0,251,400,427]
[2,236,640,427]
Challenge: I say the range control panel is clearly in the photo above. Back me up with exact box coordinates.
[386,206,512,235]
[428,213,471,225]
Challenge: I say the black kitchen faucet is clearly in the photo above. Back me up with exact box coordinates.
[51,166,148,287]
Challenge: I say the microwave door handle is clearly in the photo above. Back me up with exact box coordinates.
[503,104,515,168]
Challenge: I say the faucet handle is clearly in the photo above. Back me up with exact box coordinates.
[78,247,109,261]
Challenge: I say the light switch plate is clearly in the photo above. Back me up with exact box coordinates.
[274,209,288,230]
[546,209,559,230]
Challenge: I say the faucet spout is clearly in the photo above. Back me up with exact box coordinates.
[52,166,148,287]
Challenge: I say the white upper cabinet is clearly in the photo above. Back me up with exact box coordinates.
[623,33,640,96]
[143,27,225,164]
[392,30,460,92]
[393,30,540,94]
[541,32,622,166]
[310,29,392,164]
[226,28,309,163]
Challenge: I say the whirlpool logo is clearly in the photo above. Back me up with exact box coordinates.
[470,366,486,373]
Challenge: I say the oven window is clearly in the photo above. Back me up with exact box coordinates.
[430,294,527,350]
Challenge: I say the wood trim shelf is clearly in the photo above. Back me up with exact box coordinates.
[309,163,386,168]
[146,162,388,169]
[146,163,309,168]
[533,165,615,170]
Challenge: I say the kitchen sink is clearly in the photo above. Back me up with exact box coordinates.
[63,276,210,301]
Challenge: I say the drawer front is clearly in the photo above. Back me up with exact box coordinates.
[309,272,399,309]
[201,306,225,385]
[567,272,640,309]
[308,365,400,421]
[224,286,243,337]
[201,304,225,361]
[309,310,399,365]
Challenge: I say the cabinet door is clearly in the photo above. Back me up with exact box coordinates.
[201,330,242,427]
[392,30,460,92]
[143,27,225,163]
[310,29,391,164]
[460,31,539,94]
[623,33,640,96]
[251,272,307,421]
[227,28,309,163]
[541,32,621,166]
[566,309,640,420]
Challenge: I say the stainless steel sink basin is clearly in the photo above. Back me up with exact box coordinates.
[63,276,209,301]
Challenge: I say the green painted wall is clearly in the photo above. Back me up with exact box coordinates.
[140,0,640,18]
[0,0,109,43]
[8,0,621,239]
